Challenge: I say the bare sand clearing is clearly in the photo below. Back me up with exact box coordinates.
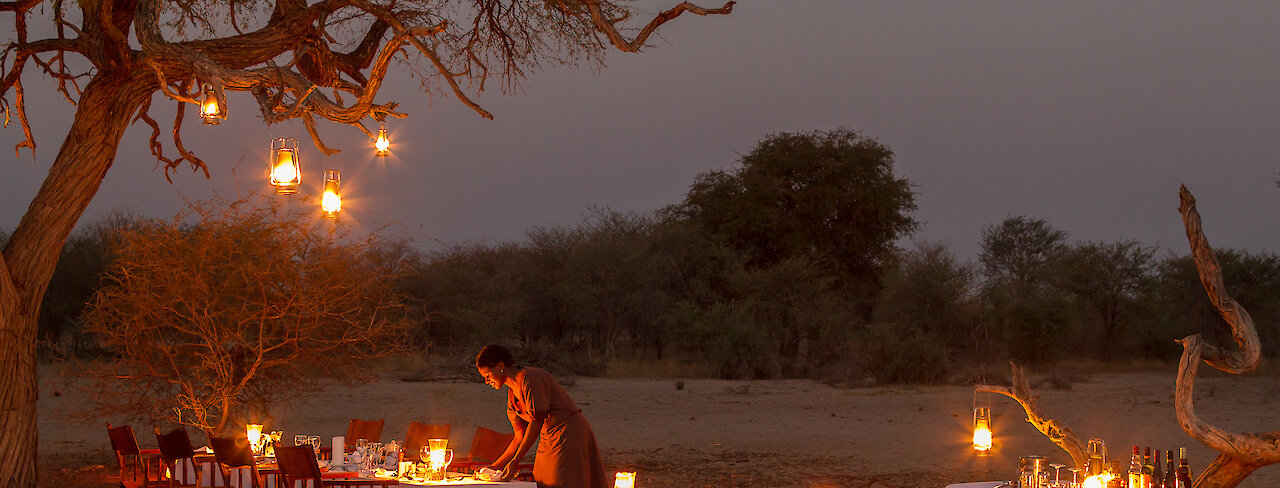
[36,367,1280,487]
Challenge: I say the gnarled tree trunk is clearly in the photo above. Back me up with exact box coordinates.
[0,67,156,487]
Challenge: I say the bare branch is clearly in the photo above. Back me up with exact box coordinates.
[585,0,735,53]
[975,362,1087,470]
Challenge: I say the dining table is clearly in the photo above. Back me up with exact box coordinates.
[195,455,537,488]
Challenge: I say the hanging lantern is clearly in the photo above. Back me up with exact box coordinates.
[269,138,301,194]
[374,121,390,157]
[246,424,264,454]
[200,84,226,125]
[973,406,993,454]
[321,169,342,218]
[614,471,636,488]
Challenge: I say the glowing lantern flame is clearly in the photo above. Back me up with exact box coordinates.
[246,424,263,453]
[374,122,390,156]
[1082,473,1112,488]
[201,85,225,125]
[269,138,301,194]
[322,169,341,217]
[973,407,992,453]
[614,471,636,488]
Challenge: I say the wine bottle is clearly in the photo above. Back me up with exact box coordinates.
[1129,446,1144,488]
[1163,450,1175,488]
[1152,449,1163,488]
[1142,447,1154,488]
[1175,447,1192,488]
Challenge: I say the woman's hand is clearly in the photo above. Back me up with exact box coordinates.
[500,461,518,481]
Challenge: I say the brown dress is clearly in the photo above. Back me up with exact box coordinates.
[506,367,608,488]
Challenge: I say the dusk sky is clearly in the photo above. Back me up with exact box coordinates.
[3,1,1279,260]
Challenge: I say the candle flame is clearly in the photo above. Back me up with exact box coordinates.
[614,472,636,488]
[973,418,992,451]
[322,190,341,214]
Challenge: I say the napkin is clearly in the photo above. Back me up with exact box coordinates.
[195,446,213,454]
[474,467,502,481]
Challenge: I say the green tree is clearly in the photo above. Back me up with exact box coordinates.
[0,0,732,482]
[677,129,919,291]
[79,196,410,434]
[1053,240,1156,360]
[978,216,1070,366]
[873,241,981,354]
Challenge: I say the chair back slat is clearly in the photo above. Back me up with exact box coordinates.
[403,422,452,462]
[468,426,514,464]
[345,418,385,444]
[276,444,324,487]
[154,427,195,463]
[108,424,142,456]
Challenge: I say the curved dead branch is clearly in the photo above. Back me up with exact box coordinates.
[975,362,1087,470]
[1174,185,1280,488]
[586,0,735,53]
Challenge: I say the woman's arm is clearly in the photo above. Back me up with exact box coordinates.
[488,419,527,471]
[500,417,544,481]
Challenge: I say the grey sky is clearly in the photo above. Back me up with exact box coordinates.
[3,1,1279,260]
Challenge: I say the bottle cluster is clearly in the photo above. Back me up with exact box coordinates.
[1120,446,1192,488]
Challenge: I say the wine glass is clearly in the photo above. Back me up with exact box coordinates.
[1067,467,1080,488]
[309,436,321,460]
[295,435,309,446]
[1050,463,1065,487]
[440,448,454,479]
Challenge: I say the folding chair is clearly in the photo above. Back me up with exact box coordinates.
[208,436,263,488]
[344,419,385,447]
[401,422,451,463]
[153,427,197,488]
[107,423,165,488]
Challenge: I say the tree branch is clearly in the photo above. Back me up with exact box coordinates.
[585,0,735,53]
[975,362,1087,470]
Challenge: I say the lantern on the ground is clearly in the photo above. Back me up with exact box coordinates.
[269,138,301,194]
[246,424,264,454]
[322,169,341,218]
[973,406,992,454]
[374,121,390,157]
[200,84,226,125]
[614,471,636,488]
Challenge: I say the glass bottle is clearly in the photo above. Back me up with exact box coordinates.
[1175,447,1192,488]
[1128,447,1143,488]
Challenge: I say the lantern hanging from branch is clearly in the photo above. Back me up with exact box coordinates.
[374,121,390,157]
[269,138,301,194]
[973,388,993,455]
[322,169,342,218]
[200,84,226,125]
[614,471,636,488]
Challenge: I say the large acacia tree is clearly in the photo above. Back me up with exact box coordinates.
[0,0,733,484]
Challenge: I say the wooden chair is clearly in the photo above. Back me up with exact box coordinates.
[208,435,262,488]
[452,426,531,477]
[402,422,451,463]
[276,444,324,488]
[344,418,385,446]
[107,423,165,488]
[153,427,197,488]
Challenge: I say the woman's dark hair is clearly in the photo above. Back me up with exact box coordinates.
[476,344,515,369]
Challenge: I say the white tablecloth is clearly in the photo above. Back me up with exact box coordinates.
[396,481,536,487]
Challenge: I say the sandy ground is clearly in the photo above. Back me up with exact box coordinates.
[36,367,1280,488]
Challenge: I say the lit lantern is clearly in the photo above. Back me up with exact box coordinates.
[973,406,993,454]
[269,138,301,194]
[200,84,226,125]
[374,121,390,157]
[614,471,636,488]
[322,169,341,218]
[426,438,450,481]
[246,424,263,454]
[1081,472,1113,488]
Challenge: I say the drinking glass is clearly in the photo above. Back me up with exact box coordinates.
[1067,467,1080,488]
[295,435,309,446]
[1049,464,1064,487]
[309,436,321,460]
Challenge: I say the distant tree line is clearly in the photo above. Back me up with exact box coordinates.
[14,129,1280,384]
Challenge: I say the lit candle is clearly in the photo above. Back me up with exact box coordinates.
[972,407,992,453]
[614,471,636,488]
[246,424,263,453]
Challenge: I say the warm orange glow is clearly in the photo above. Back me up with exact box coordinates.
[972,407,992,453]
[374,121,390,156]
[614,471,636,488]
[246,424,263,453]
[322,169,341,217]
[1082,472,1112,488]
[269,138,301,194]
[201,85,225,125]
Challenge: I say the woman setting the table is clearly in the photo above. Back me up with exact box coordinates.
[475,344,608,488]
